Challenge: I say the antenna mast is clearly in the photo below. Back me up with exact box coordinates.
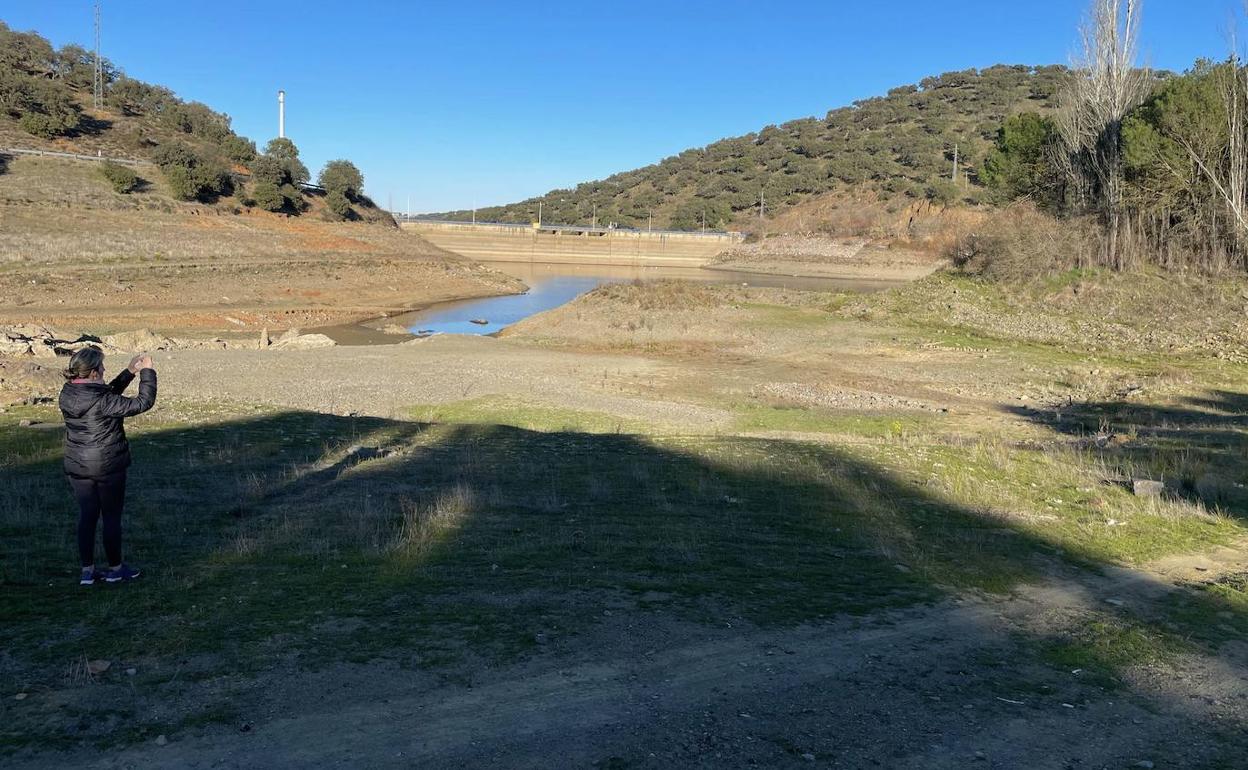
[92,2,103,110]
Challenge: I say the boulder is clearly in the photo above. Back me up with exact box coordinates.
[1132,479,1166,498]
[269,330,337,350]
[103,329,174,353]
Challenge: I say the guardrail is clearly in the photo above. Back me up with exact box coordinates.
[400,217,741,239]
[0,147,145,166]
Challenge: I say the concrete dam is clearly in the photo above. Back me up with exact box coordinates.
[400,220,743,268]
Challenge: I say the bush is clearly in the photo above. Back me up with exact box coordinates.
[949,204,1098,281]
[252,181,285,212]
[12,78,81,137]
[98,161,138,193]
[155,142,230,201]
[163,165,196,201]
[263,137,309,185]
[279,184,305,211]
[318,160,364,199]
[324,189,353,220]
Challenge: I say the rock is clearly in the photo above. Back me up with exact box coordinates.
[259,328,270,349]
[269,331,336,350]
[346,445,393,461]
[800,754,816,762]
[381,324,411,335]
[1132,479,1166,498]
[0,340,33,356]
[86,659,111,675]
[125,668,137,676]
[104,329,173,353]
[155,734,168,746]
[1133,762,1155,769]
[14,692,27,700]
[18,419,33,427]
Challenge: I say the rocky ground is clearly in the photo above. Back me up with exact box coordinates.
[712,233,943,281]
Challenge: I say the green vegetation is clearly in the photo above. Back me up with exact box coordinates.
[433,65,1070,228]
[245,139,310,213]
[152,142,231,202]
[409,396,653,434]
[0,21,380,222]
[318,159,364,199]
[318,159,365,221]
[97,160,138,193]
[980,112,1058,204]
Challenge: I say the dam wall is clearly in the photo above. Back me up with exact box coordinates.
[401,220,742,267]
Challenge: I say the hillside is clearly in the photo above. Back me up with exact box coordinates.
[432,65,1069,230]
[0,20,382,222]
[0,20,522,339]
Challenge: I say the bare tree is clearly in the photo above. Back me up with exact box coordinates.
[1056,0,1150,269]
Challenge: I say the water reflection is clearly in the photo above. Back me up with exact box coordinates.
[399,261,897,336]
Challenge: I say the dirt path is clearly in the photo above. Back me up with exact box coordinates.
[21,578,1239,770]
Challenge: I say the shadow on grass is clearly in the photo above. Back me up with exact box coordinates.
[1,410,1245,755]
[1007,390,1248,520]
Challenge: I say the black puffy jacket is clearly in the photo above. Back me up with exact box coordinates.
[59,368,158,479]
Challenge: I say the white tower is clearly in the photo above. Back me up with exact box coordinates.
[278,90,285,138]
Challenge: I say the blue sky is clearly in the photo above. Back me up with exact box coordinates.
[7,1,1246,212]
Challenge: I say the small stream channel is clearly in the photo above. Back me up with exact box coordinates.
[390,262,898,337]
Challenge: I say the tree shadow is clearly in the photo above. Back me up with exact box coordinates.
[1,410,1245,760]
[1006,390,1248,519]
[70,114,113,138]
[0,153,9,176]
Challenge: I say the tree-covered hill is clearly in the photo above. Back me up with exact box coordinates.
[431,65,1071,230]
[0,20,378,222]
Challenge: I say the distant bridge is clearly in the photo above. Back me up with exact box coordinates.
[399,218,743,268]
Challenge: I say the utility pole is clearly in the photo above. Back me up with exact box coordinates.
[591,202,597,229]
[538,200,542,227]
[92,2,103,110]
[759,188,765,221]
[472,199,476,224]
[951,143,959,183]
[648,209,653,233]
[701,210,706,233]
[278,90,286,138]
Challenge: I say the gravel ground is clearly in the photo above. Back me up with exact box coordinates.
[131,335,732,430]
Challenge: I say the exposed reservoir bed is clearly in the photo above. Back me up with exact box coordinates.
[327,261,899,343]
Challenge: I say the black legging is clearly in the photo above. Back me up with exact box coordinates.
[68,472,127,568]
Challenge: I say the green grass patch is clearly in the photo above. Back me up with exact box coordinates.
[1035,614,1190,690]
[409,396,653,434]
[732,403,931,438]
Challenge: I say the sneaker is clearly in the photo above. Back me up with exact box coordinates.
[79,568,99,586]
[104,564,142,583]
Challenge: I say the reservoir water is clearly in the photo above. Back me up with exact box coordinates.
[394,261,897,337]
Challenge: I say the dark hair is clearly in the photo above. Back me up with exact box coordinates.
[63,345,105,381]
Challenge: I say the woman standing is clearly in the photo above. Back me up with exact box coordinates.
[59,346,157,586]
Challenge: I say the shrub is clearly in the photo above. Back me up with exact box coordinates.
[324,189,353,220]
[162,164,196,200]
[318,160,364,199]
[221,135,257,165]
[949,204,1097,281]
[251,182,285,212]
[99,161,138,193]
[263,137,309,185]
[279,183,305,211]
[154,142,230,201]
